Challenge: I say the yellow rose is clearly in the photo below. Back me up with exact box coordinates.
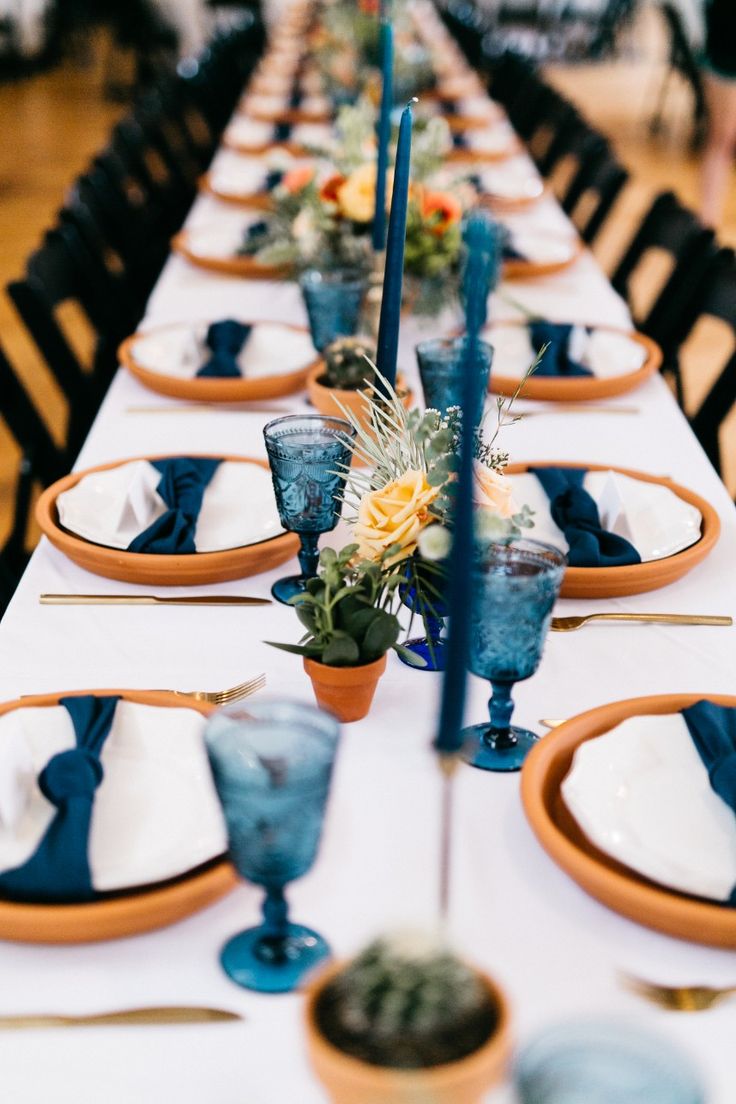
[472,461,517,518]
[354,470,440,564]
[337,163,377,223]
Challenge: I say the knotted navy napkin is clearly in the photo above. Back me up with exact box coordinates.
[128,457,220,555]
[266,169,284,191]
[441,100,466,149]
[0,696,120,902]
[197,320,252,379]
[239,220,270,256]
[531,467,641,567]
[275,122,292,142]
[289,85,303,110]
[530,321,593,378]
[682,700,736,904]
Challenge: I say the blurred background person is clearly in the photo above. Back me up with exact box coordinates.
[700,0,736,227]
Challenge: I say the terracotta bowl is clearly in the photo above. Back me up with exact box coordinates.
[506,461,720,598]
[200,174,274,211]
[521,693,736,948]
[171,230,292,280]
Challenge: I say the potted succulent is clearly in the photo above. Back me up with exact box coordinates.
[267,544,418,722]
[305,932,512,1104]
[307,337,413,444]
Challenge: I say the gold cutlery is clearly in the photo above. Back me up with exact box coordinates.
[621,974,736,1012]
[40,594,272,607]
[516,405,640,418]
[162,672,266,705]
[0,1006,244,1029]
[551,613,732,632]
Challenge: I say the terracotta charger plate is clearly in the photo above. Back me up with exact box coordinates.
[244,105,332,125]
[118,321,319,403]
[36,454,300,586]
[0,689,236,944]
[200,173,274,211]
[479,185,547,214]
[488,322,662,401]
[505,461,720,598]
[521,693,736,948]
[446,135,523,164]
[502,237,585,281]
[171,230,292,280]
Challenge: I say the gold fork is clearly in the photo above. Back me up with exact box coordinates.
[162,672,266,705]
[551,613,732,632]
[621,974,736,1012]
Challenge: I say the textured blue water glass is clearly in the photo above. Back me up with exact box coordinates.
[516,1020,705,1104]
[264,415,355,604]
[398,556,449,672]
[461,539,565,772]
[416,337,493,416]
[299,268,368,352]
[205,699,341,994]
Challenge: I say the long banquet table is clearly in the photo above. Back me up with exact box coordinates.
[2,28,736,1104]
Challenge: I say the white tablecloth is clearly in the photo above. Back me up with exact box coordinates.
[1,47,736,1104]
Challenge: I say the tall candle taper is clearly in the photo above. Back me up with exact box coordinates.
[373,20,393,253]
[434,213,500,919]
[375,99,414,394]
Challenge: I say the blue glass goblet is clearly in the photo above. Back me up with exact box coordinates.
[461,539,566,772]
[264,414,355,604]
[416,337,493,416]
[398,555,449,672]
[299,268,368,352]
[516,1020,705,1104]
[205,699,341,994]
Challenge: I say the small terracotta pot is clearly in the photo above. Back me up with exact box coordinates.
[304,960,512,1104]
[303,654,387,723]
[306,366,413,445]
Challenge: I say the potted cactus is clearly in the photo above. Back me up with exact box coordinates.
[305,932,512,1104]
[307,337,412,441]
[267,544,419,722]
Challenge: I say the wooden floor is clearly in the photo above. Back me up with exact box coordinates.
[1,8,735,546]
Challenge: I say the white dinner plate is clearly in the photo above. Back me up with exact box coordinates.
[465,120,517,156]
[56,459,284,553]
[130,321,316,381]
[478,157,545,202]
[562,713,736,902]
[0,701,227,894]
[485,324,647,380]
[508,229,580,267]
[508,470,702,562]
[225,116,276,149]
[208,154,272,197]
[180,217,263,261]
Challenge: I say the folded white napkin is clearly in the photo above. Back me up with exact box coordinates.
[131,322,315,381]
[562,713,736,901]
[466,121,515,154]
[0,701,227,892]
[508,469,702,563]
[479,157,544,201]
[226,117,275,148]
[209,156,269,196]
[183,224,245,260]
[486,324,647,380]
[56,459,284,552]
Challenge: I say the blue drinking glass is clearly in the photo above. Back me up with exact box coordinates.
[461,539,566,772]
[416,337,493,416]
[516,1020,705,1104]
[398,555,449,672]
[264,414,356,604]
[205,699,341,994]
[299,268,368,352]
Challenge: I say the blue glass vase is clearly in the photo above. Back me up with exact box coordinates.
[299,268,368,352]
[461,539,566,772]
[516,1020,705,1104]
[416,336,493,416]
[398,555,449,672]
[263,415,356,604]
[205,699,341,994]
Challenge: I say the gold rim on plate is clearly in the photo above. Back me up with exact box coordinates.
[504,461,720,598]
[521,693,736,948]
[36,454,300,586]
[0,689,237,944]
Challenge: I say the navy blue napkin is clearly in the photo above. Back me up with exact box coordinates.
[239,220,270,257]
[289,86,303,110]
[275,122,292,142]
[682,701,736,814]
[0,696,120,903]
[265,169,284,191]
[530,321,593,378]
[503,240,527,261]
[531,466,641,568]
[197,320,252,379]
[128,457,220,555]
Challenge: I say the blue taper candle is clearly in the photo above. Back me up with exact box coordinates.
[373,20,394,252]
[375,99,414,393]
[434,213,499,755]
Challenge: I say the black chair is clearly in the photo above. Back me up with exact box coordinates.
[611,191,719,406]
[555,133,630,246]
[0,343,68,614]
[651,3,707,148]
[684,250,736,479]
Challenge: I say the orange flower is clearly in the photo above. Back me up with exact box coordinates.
[422,190,463,236]
[281,165,315,194]
[320,173,346,206]
[358,0,380,13]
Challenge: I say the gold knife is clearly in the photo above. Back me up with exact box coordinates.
[0,1006,244,1029]
[40,594,272,607]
